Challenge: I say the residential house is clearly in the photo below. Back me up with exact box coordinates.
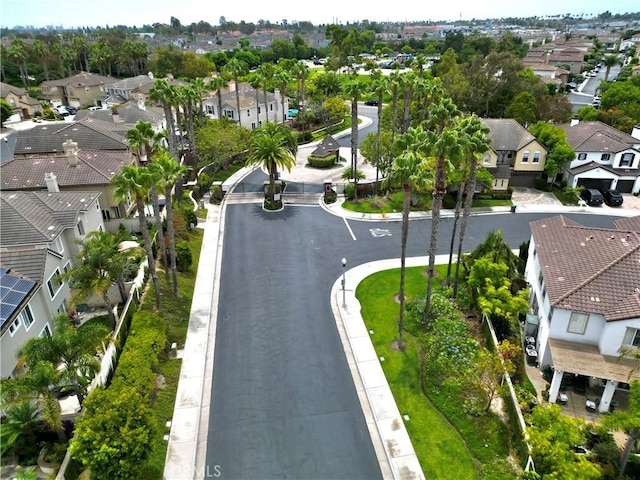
[13,117,130,158]
[1,139,136,227]
[481,118,548,190]
[526,215,640,413]
[0,190,104,378]
[102,73,188,109]
[0,82,43,120]
[203,81,289,129]
[559,120,640,194]
[73,100,165,133]
[39,72,116,109]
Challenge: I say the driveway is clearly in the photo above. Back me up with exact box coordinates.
[511,187,562,206]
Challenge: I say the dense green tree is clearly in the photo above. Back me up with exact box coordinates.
[194,118,251,170]
[148,78,178,158]
[505,91,538,127]
[1,99,12,126]
[603,381,640,479]
[224,57,248,127]
[70,387,155,480]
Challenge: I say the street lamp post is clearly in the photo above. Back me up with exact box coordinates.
[341,257,347,308]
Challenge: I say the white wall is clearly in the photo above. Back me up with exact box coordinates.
[600,318,640,356]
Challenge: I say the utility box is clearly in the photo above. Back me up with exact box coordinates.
[324,179,333,194]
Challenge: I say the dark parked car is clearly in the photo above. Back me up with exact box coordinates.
[66,106,77,115]
[364,99,379,106]
[580,188,604,206]
[603,189,623,206]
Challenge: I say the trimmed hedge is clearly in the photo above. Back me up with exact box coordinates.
[307,155,337,168]
[110,311,167,398]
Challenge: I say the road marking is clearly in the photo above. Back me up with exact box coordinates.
[343,218,356,241]
[369,228,392,237]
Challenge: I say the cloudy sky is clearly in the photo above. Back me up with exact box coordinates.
[1,0,637,28]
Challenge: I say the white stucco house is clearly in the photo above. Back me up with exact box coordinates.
[203,81,289,129]
[0,190,104,378]
[560,120,640,195]
[525,215,640,413]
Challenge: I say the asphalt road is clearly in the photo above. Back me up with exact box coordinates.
[206,202,621,479]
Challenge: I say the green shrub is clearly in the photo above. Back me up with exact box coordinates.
[442,194,457,209]
[345,183,355,200]
[307,155,337,168]
[324,191,337,204]
[175,241,193,271]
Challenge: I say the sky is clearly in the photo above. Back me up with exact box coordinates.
[0,0,638,29]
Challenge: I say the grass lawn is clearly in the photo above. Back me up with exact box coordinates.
[212,162,244,182]
[552,188,580,206]
[472,198,513,208]
[343,191,432,213]
[357,265,479,479]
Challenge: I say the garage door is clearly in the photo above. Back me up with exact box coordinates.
[616,180,635,193]
[577,178,611,191]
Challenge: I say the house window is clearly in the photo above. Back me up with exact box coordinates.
[47,268,63,299]
[77,220,85,236]
[57,302,67,315]
[53,236,64,254]
[112,206,121,219]
[483,153,491,164]
[522,151,530,163]
[568,312,589,334]
[224,110,234,120]
[40,324,52,337]
[8,317,21,336]
[206,105,214,115]
[96,202,99,211]
[620,153,634,167]
[578,153,587,160]
[622,327,640,348]
[601,153,611,161]
[533,151,541,163]
[19,305,34,330]
[270,104,273,111]
[85,87,90,92]
[251,122,256,129]
[102,209,111,221]
[247,109,250,117]
[258,106,262,114]
[507,152,513,159]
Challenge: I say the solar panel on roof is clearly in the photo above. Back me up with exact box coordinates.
[0,268,36,329]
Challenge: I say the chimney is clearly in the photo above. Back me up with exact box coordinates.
[45,172,60,192]
[62,139,79,167]
[632,124,640,141]
[570,116,579,127]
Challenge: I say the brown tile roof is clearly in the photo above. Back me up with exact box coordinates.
[559,121,639,154]
[40,71,116,88]
[530,215,640,322]
[0,150,134,190]
[482,118,542,152]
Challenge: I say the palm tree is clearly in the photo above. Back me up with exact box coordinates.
[603,54,619,82]
[31,39,51,81]
[60,230,130,329]
[388,70,403,143]
[400,72,417,134]
[370,70,389,201]
[148,79,178,159]
[190,77,207,127]
[208,74,229,123]
[344,76,367,201]
[603,380,639,479]
[446,115,491,286]
[273,68,292,123]
[293,61,310,113]
[111,165,162,312]
[423,98,463,326]
[246,122,297,203]
[150,151,188,296]
[9,39,30,89]
[19,314,107,406]
[224,58,248,127]
[386,127,432,350]
[257,63,275,122]
[248,71,264,126]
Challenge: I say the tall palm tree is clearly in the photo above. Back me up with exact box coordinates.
[111,165,162,312]
[224,58,248,127]
[248,71,264,126]
[9,39,30,89]
[31,39,51,81]
[273,68,292,123]
[190,77,207,127]
[370,70,389,201]
[293,61,310,113]
[148,79,177,159]
[257,63,275,122]
[423,98,463,326]
[446,115,491,286]
[208,74,229,122]
[386,127,432,350]
[246,122,297,203]
[603,54,619,82]
[388,70,403,143]
[400,71,417,134]
[150,151,188,296]
[61,230,130,329]
[344,76,367,201]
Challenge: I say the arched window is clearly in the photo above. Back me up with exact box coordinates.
[533,151,541,163]
[522,150,530,163]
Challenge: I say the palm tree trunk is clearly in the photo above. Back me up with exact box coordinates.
[423,157,446,326]
[453,161,477,298]
[374,94,383,201]
[255,87,261,126]
[398,183,411,351]
[262,84,270,122]
[102,293,116,330]
[217,91,223,121]
[446,175,466,284]
[235,77,242,127]
[137,196,162,311]
[163,104,177,158]
[617,430,638,479]
[150,186,169,282]
[269,164,277,203]
[165,184,180,297]
[351,100,359,202]
[401,86,413,134]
